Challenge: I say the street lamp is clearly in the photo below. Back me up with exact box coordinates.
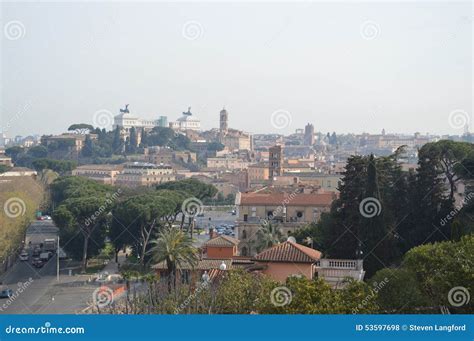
[355,241,363,259]
[201,271,210,283]
[57,235,60,282]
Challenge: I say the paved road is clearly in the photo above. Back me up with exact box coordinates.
[0,253,99,314]
[0,220,99,314]
[195,210,237,230]
[193,210,237,246]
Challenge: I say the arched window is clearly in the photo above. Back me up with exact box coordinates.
[241,247,248,256]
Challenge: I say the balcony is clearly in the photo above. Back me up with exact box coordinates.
[237,215,308,226]
[315,259,365,287]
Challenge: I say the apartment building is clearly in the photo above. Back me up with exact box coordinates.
[72,164,124,185]
[115,162,175,187]
[235,191,335,255]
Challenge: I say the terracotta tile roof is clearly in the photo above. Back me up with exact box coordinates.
[253,241,322,263]
[231,257,254,265]
[205,235,240,247]
[152,258,232,271]
[208,268,227,281]
[240,192,334,206]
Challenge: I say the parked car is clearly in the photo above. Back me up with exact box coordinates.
[39,252,50,262]
[95,272,110,283]
[32,259,44,268]
[0,289,13,299]
[32,248,41,257]
[19,251,29,261]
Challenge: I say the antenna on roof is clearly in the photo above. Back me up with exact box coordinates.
[287,236,296,243]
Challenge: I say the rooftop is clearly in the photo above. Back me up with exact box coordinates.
[253,241,322,263]
[205,235,240,248]
[152,258,232,271]
[239,192,334,206]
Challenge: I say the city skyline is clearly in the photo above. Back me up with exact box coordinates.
[1,1,472,137]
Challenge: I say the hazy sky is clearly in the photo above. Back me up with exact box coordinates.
[1,1,472,137]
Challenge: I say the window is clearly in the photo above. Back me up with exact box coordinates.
[181,270,190,284]
[296,211,303,218]
[242,230,247,239]
[241,247,248,256]
[243,214,248,222]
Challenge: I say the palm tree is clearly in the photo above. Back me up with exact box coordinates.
[148,226,199,291]
[255,222,283,252]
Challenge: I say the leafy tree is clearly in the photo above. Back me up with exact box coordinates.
[373,235,474,313]
[370,268,428,313]
[256,222,284,252]
[143,127,191,151]
[359,154,397,277]
[291,222,326,251]
[125,127,138,154]
[27,145,48,158]
[420,141,473,201]
[81,135,94,157]
[112,127,123,152]
[155,178,217,201]
[207,142,224,152]
[259,277,378,314]
[0,165,11,173]
[111,192,176,266]
[148,226,199,290]
[212,270,275,314]
[68,123,94,134]
[323,155,367,259]
[5,146,24,161]
[53,196,110,272]
[32,159,77,174]
[402,235,473,312]
[50,176,112,209]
